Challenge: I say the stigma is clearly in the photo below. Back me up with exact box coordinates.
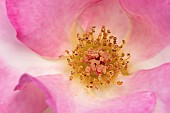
[66,26,130,89]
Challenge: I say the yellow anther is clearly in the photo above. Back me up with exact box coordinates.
[69,76,73,81]
[127,53,131,56]
[106,80,110,84]
[117,81,123,85]
[114,37,117,40]
[122,40,126,44]
[107,29,111,34]
[65,50,69,54]
[109,36,113,39]
[66,26,130,89]
[121,53,125,57]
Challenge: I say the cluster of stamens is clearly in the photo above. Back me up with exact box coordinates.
[66,26,130,89]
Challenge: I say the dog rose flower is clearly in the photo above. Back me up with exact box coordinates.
[0,0,170,113]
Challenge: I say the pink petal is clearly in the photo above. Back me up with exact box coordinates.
[0,0,16,40]
[119,0,170,61]
[78,0,130,40]
[0,0,66,76]
[83,91,156,113]
[6,0,101,58]
[132,46,170,72]
[16,74,74,113]
[0,60,47,113]
[16,73,157,113]
[128,63,170,113]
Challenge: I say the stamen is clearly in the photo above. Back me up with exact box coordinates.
[66,26,131,89]
[117,81,123,85]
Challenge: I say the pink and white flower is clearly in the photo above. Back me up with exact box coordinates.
[0,0,170,113]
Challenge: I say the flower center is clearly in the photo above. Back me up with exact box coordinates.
[66,26,130,89]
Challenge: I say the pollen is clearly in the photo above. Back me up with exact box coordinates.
[66,26,131,89]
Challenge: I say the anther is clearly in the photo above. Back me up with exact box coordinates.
[106,80,110,84]
[109,36,114,39]
[122,40,125,44]
[92,26,96,28]
[66,26,130,89]
[107,29,111,33]
[65,50,69,54]
[69,76,73,81]
[114,37,117,40]
[67,58,70,62]
[117,81,123,85]
[121,53,125,57]
[127,53,130,56]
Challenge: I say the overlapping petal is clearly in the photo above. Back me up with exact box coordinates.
[119,0,170,62]
[16,74,74,113]
[127,63,170,113]
[16,73,157,113]
[0,0,67,76]
[6,0,101,58]
[78,0,130,41]
[133,46,170,71]
[2,0,170,113]
[0,60,47,113]
[83,92,156,113]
